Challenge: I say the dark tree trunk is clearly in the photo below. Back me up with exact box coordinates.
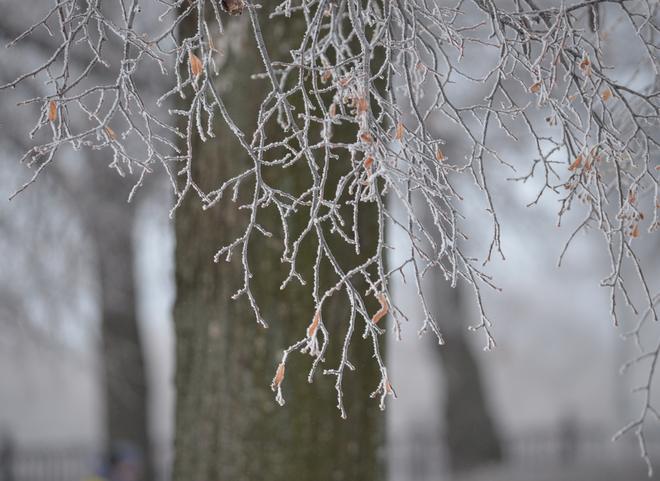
[85,172,153,481]
[413,89,504,471]
[172,9,383,481]
[429,275,503,472]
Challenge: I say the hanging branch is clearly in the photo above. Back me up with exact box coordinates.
[2,0,659,470]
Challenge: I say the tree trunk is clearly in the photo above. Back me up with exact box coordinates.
[428,274,503,472]
[86,173,153,481]
[172,10,383,481]
[416,88,504,471]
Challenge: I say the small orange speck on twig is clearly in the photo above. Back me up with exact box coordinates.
[105,126,117,140]
[579,54,592,76]
[394,122,404,141]
[530,81,541,94]
[601,88,612,101]
[360,132,373,144]
[435,149,445,162]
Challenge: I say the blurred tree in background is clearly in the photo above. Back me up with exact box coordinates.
[0,16,154,478]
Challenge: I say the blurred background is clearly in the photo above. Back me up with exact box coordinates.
[0,1,659,481]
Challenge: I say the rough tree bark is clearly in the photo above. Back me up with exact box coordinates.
[172,9,383,481]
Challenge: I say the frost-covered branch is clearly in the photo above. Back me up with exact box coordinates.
[2,0,659,467]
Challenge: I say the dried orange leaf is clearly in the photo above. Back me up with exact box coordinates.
[307,311,320,337]
[631,224,640,238]
[579,55,591,75]
[329,103,337,118]
[357,97,368,114]
[601,88,612,101]
[189,52,203,77]
[221,0,245,15]
[360,132,373,144]
[386,380,395,395]
[394,122,404,140]
[271,363,285,389]
[372,293,388,325]
[435,149,445,162]
[338,76,351,87]
[530,81,541,94]
[568,154,582,171]
[48,100,57,122]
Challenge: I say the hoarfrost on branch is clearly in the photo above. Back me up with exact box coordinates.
[2,0,659,471]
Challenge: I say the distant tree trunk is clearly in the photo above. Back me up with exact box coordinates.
[416,99,503,472]
[85,172,153,481]
[172,11,383,481]
[429,273,502,472]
